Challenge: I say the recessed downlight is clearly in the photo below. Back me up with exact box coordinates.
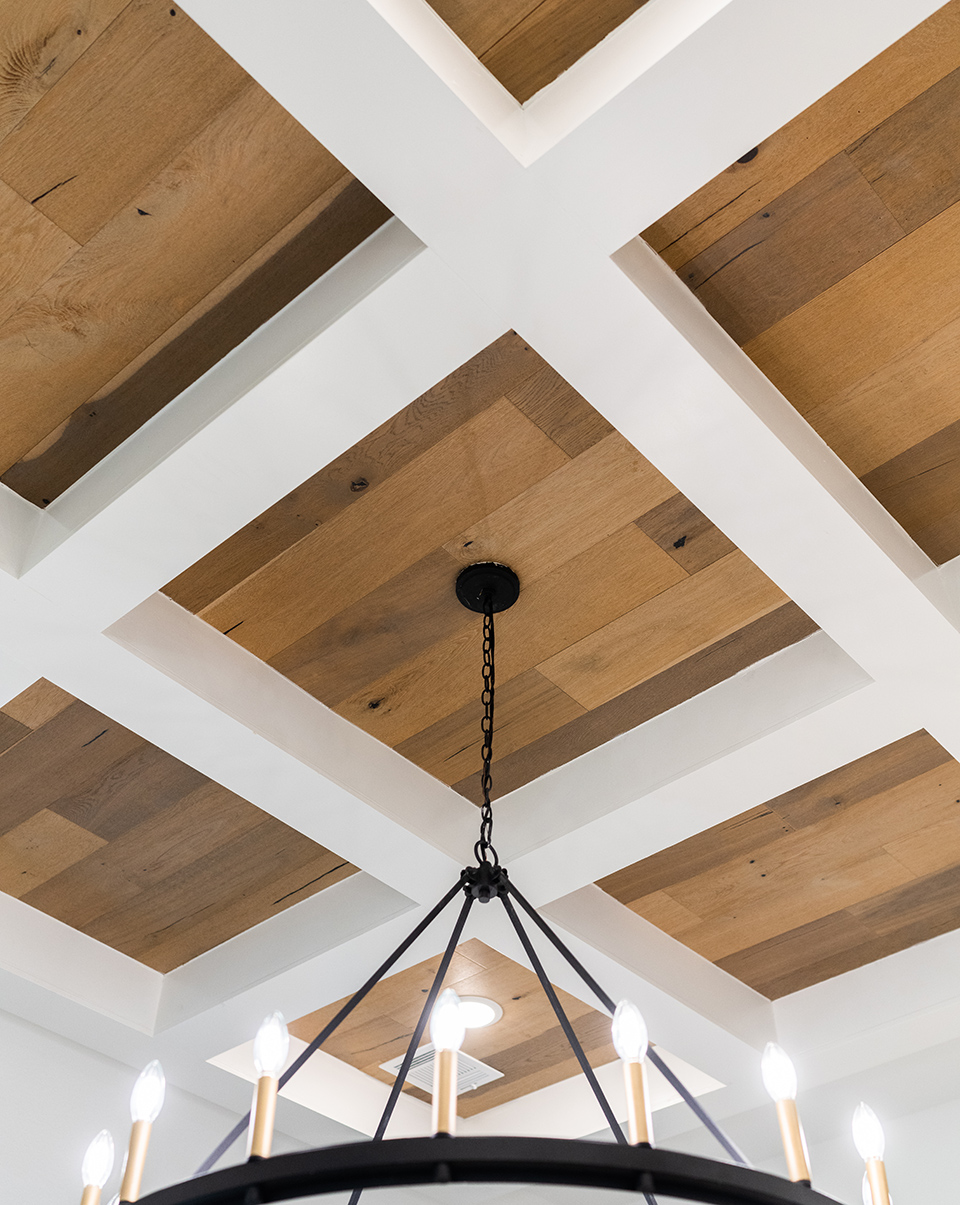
[458,996,502,1029]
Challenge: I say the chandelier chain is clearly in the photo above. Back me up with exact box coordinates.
[475,592,499,868]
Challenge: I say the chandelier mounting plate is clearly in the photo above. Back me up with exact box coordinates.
[455,562,520,613]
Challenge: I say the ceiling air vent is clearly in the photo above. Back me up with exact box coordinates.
[379,1043,504,1094]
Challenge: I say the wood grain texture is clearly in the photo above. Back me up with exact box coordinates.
[642,1,960,268]
[0,0,390,503]
[0,0,130,140]
[0,680,356,970]
[429,0,647,103]
[289,938,616,1116]
[1,176,389,505]
[646,1,960,563]
[171,341,804,799]
[679,152,903,344]
[453,603,816,802]
[199,398,571,659]
[600,732,960,996]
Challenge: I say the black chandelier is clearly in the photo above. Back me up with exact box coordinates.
[78,564,893,1205]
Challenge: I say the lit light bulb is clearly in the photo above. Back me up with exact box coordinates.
[761,1042,798,1102]
[81,1130,115,1188]
[130,1060,165,1123]
[853,1102,885,1161]
[430,988,465,1053]
[612,999,648,1063]
[253,1012,289,1078]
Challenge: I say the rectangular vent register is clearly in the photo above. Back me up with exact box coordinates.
[380,1044,503,1094]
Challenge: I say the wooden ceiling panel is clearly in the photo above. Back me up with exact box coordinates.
[0,679,356,971]
[598,732,960,997]
[427,0,648,103]
[641,0,960,563]
[166,334,814,797]
[289,938,615,1116]
[0,0,390,505]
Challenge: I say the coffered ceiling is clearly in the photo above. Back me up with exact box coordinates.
[1,0,959,1192]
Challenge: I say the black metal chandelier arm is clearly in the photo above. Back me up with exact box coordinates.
[193,871,471,1178]
[141,1136,845,1205]
[504,881,751,1169]
[499,892,628,1147]
[346,891,476,1205]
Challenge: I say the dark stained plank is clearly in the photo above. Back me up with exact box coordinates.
[0,0,250,244]
[847,64,960,235]
[2,176,390,506]
[848,863,960,939]
[164,332,536,613]
[714,910,902,998]
[599,806,794,905]
[0,0,130,140]
[678,152,904,345]
[454,602,817,801]
[635,492,736,574]
[507,362,613,457]
[766,730,950,830]
[0,711,29,755]
[50,742,207,840]
[396,668,584,786]
[0,701,144,836]
[861,419,960,564]
[270,548,466,705]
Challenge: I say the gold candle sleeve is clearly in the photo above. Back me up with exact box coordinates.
[623,1061,652,1145]
[866,1157,892,1205]
[119,1119,152,1202]
[775,1098,811,1183]
[250,1075,280,1159]
[431,1048,458,1135]
[80,1187,102,1205]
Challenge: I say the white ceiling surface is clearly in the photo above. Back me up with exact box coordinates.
[0,0,954,1187]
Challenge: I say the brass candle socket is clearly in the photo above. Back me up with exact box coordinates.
[80,1186,102,1205]
[623,1061,652,1146]
[431,1048,458,1136]
[865,1157,891,1205]
[250,1075,279,1159]
[119,1118,152,1202]
[775,1099,811,1183]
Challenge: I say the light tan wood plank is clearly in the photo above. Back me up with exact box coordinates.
[643,2,960,267]
[442,432,676,583]
[540,550,786,710]
[200,399,570,660]
[743,199,960,417]
[0,177,78,326]
[804,310,960,477]
[0,808,105,898]
[0,81,347,471]
[1,678,75,728]
[627,889,701,935]
[334,522,686,746]
[0,0,250,243]
[395,668,585,785]
[0,0,130,139]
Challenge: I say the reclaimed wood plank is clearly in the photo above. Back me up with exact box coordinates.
[0,808,105,898]
[635,492,736,574]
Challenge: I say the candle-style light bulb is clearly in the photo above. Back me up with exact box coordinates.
[81,1130,114,1205]
[429,989,463,1135]
[249,1012,289,1159]
[119,1061,164,1202]
[612,1000,652,1146]
[761,1043,810,1184]
[854,1103,891,1205]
